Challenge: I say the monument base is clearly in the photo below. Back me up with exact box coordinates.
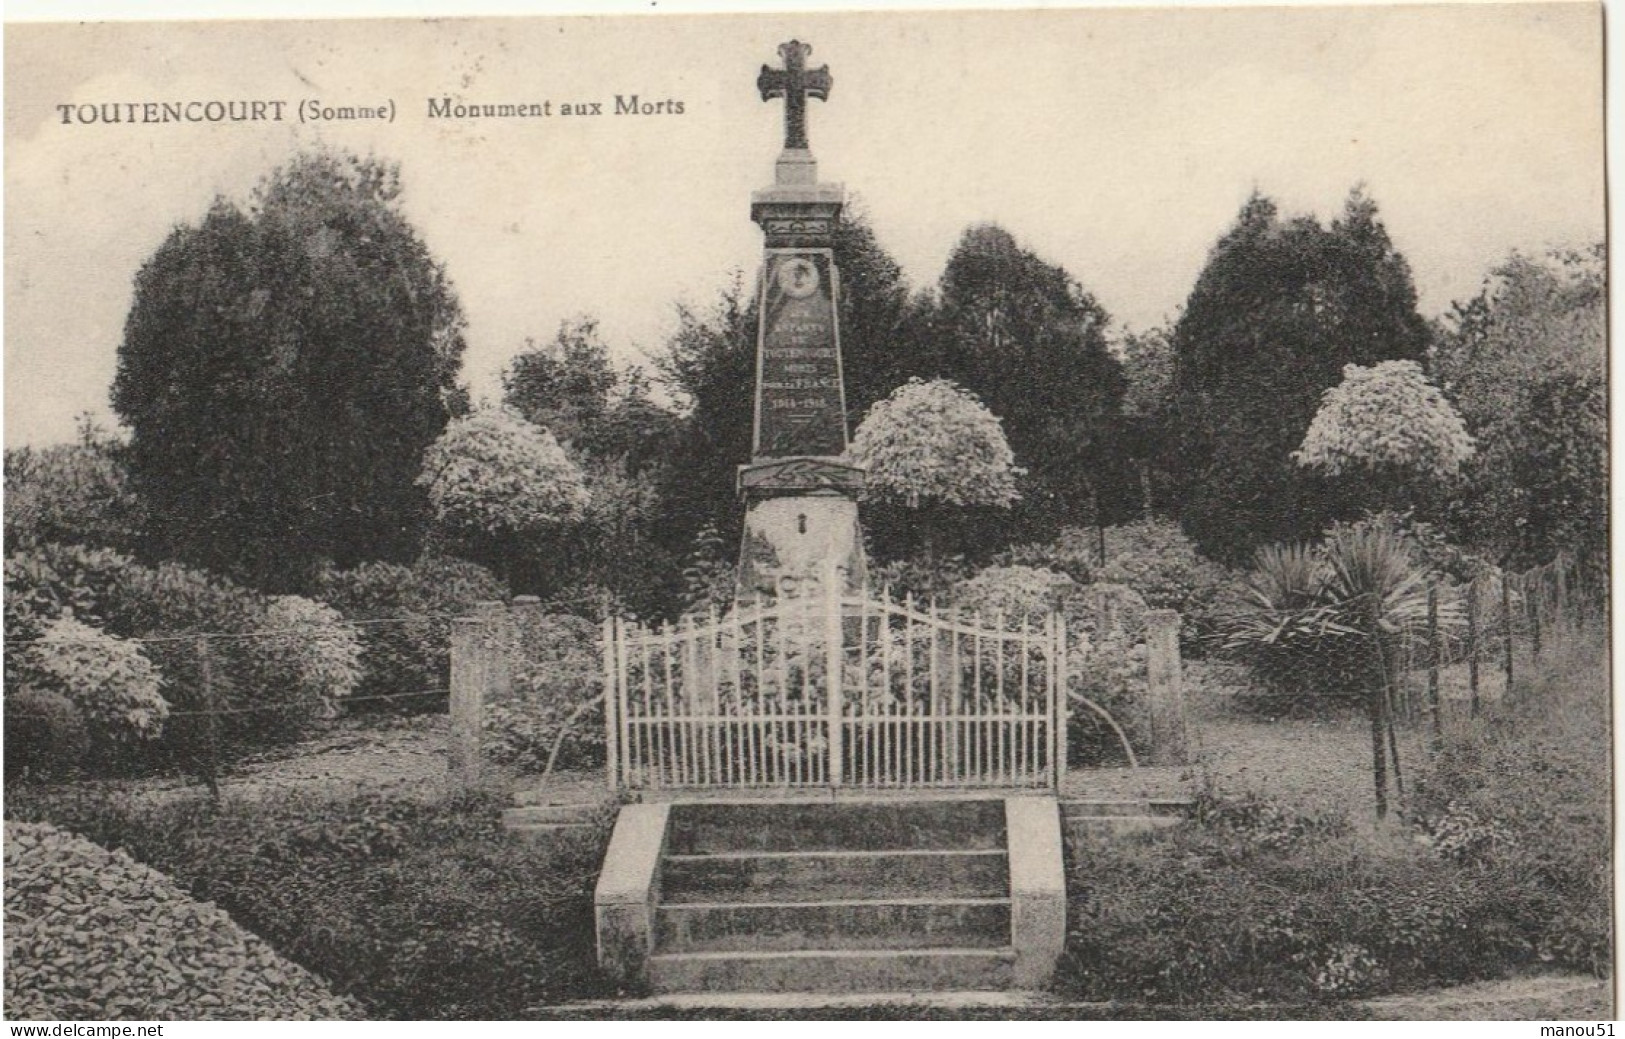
[736,493,866,601]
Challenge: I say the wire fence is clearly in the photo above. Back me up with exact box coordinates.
[1390,553,1605,737]
[1224,553,1603,740]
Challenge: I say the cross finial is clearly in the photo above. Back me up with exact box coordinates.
[757,39,832,152]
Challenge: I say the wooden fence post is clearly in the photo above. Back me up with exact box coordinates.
[1426,585,1442,751]
[450,615,489,788]
[1466,579,1480,718]
[1500,575,1514,697]
[196,635,220,801]
[1144,609,1188,766]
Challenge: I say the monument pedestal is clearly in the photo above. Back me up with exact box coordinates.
[734,40,867,604]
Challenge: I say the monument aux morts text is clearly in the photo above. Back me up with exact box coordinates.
[736,41,868,600]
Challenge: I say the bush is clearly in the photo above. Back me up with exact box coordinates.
[1096,519,1233,648]
[5,820,362,1020]
[20,616,168,748]
[1405,636,1610,974]
[999,520,1233,651]
[485,611,605,773]
[312,555,508,711]
[12,790,615,1018]
[259,596,365,718]
[3,689,88,780]
[4,547,344,771]
[1060,786,1603,1004]
[953,564,1077,621]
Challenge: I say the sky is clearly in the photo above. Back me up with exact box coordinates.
[3,3,1606,445]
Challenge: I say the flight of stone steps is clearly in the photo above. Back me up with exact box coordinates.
[644,800,1019,994]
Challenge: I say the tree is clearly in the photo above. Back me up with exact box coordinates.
[1295,360,1474,513]
[848,378,1021,562]
[501,318,618,453]
[416,409,589,591]
[936,224,1129,539]
[112,149,468,591]
[1430,245,1606,570]
[4,417,145,552]
[1170,188,1429,563]
[1115,325,1177,517]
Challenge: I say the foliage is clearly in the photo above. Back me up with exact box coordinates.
[3,689,89,780]
[10,791,614,1018]
[1170,189,1430,563]
[1296,360,1474,484]
[112,149,468,591]
[1431,245,1605,571]
[1406,636,1611,973]
[501,317,618,452]
[418,409,589,539]
[851,378,1022,511]
[1060,779,1606,1004]
[865,555,972,604]
[3,543,140,644]
[3,418,145,553]
[261,596,365,718]
[952,564,1076,621]
[20,616,169,746]
[935,223,1132,535]
[1096,519,1233,647]
[5,820,363,1020]
[311,555,508,710]
[485,611,606,772]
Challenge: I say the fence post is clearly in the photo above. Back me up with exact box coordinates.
[476,600,513,704]
[1053,613,1069,787]
[1144,609,1188,766]
[1554,555,1569,637]
[1500,575,1514,697]
[196,635,220,801]
[1466,579,1480,718]
[1529,572,1543,660]
[825,563,844,788]
[602,614,620,793]
[449,615,489,789]
[1426,585,1442,751]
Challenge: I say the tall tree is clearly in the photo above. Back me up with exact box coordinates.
[936,224,1129,542]
[112,150,467,590]
[1169,188,1429,563]
[1431,245,1606,569]
[501,317,618,453]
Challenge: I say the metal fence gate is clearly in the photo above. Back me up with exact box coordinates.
[603,583,1067,791]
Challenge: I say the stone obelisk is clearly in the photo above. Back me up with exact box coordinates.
[736,40,867,601]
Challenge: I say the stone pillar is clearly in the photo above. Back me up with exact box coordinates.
[595,802,671,986]
[449,616,489,788]
[475,599,513,703]
[1144,609,1188,765]
[1005,798,1066,987]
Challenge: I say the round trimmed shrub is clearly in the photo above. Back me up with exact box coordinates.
[22,616,168,747]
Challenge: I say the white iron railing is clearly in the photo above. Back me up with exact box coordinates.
[603,580,1067,790]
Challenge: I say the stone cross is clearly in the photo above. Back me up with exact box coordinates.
[757,40,832,151]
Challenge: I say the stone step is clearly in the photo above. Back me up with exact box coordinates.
[655,897,1011,953]
[665,799,1007,854]
[646,947,1017,994]
[660,849,1009,903]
